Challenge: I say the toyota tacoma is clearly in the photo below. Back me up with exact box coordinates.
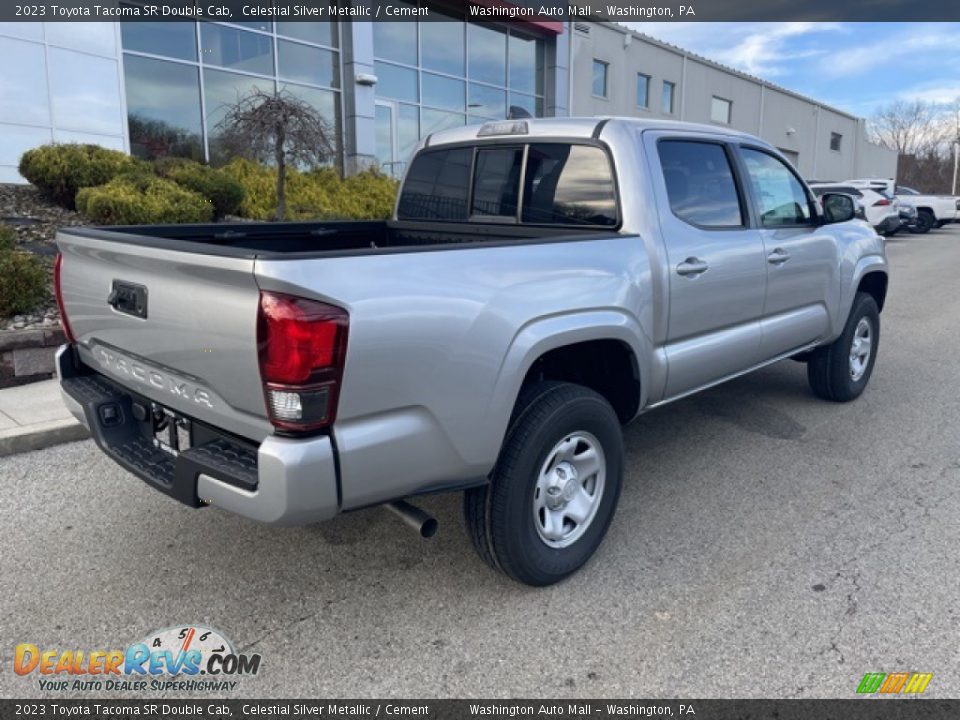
[55,118,889,586]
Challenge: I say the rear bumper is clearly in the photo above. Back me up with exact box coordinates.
[56,345,339,525]
[875,215,900,234]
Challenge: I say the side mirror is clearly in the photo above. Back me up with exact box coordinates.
[820,192,857,224]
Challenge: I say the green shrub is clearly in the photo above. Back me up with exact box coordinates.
[0,225,15,252]
[339,169,399,219]
[0,249,48,317]
[76,173,213,225]
[219,159,278,220]
[19,144,134,209]
[221,159,398,221]
[153,157,245,219]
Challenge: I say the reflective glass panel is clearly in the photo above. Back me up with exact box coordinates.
[124,54,203,160]
[201,24,274,75]
[278,40,338,88]
[468,24,506,86]
[420,19,464,76]
[422,73,465,112]
[121,21,197,61]
[374,61,418,102]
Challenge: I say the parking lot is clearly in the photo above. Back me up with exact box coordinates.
[2,227,959,699]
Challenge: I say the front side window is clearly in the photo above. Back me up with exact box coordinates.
[522,144,617,226]
[711,96,732,124]
[662,81,675,114]
[636,73,650,108]
[658,140,743,227]
[592,60,608,97]
[740,147,813,227]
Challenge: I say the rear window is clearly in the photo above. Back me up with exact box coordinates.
[471,147,523,218]
[397,142,618,226]
[396,147,472,220]
[522,145,618,226]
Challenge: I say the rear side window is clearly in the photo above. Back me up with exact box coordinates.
[522,144,617,226]
[658,140,743,227]
[397,147,472,220]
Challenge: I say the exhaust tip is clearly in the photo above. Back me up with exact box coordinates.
[420,517,439,539]
[385,500,438,539]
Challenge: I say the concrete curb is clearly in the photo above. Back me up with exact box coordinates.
[0,418,90,456]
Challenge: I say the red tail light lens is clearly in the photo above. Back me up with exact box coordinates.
[53,253,76,343]
[873,198,891,206]
[257,291,348,432]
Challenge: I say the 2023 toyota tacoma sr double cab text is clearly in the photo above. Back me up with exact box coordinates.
[55,118,888,586]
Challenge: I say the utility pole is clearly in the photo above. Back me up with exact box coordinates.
[953,101,960,196]
[953,140,958,196]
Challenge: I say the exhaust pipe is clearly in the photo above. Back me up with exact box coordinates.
[385,500,438,539]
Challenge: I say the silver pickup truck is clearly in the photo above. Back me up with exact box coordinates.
[55,117,888,586]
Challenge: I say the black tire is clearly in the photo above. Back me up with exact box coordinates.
[807,292,880,402]
[911,209,934,234]
[463,382,623,586]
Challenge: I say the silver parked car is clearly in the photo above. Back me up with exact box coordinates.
[54,118,888,585]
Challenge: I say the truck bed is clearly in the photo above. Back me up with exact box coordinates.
[65,219,605,259]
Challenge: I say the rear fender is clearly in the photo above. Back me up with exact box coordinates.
[480,310,653,462]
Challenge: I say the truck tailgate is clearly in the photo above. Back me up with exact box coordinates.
[57,230,271,441]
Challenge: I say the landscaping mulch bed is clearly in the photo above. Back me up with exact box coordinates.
[0,183,84,330]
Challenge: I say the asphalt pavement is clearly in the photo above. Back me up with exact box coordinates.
[2,227,959,699]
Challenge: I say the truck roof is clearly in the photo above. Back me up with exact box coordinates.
[423,116,758,148]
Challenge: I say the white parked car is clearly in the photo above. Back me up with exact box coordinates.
[809,183,900,235]
[846,178,956,233]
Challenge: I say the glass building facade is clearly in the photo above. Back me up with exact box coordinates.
[0,16,567,182]
[372,9,547,176]
[120,20,341,165]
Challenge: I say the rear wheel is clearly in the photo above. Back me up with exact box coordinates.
[807,292,880,402]
[464,382,623,586]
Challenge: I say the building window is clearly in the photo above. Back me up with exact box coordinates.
[120,20,342,166]
[662,81,675,114]
[711,96,732,125]
[592,59,608,98]
[830,132,843,152]
[636,73,650,108]
[373,15,546,178]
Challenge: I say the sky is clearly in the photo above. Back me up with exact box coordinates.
[625,22,960,118]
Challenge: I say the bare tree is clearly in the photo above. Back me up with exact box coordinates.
[216,88,336,220]
[869,100,948,156]
[868,100,959,192]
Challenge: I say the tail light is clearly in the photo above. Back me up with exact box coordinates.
[257,291,348,433]
[872,198,891,206]
[53,253,76,343]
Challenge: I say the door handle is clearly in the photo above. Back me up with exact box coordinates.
[767,248,790,265]
[676,257,709,277]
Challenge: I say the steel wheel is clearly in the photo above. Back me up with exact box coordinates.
[849,317,873,382]
[533,432,606,549]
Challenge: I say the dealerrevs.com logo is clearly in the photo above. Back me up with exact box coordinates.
[14,625,261,693]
